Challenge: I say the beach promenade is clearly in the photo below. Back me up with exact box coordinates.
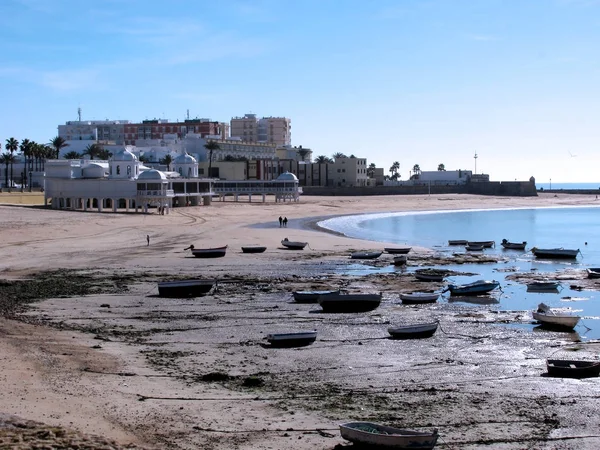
[1,193,599,449]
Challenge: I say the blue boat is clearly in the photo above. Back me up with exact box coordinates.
[446,279,500,296]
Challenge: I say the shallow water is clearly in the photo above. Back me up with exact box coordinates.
[321,207,600,339]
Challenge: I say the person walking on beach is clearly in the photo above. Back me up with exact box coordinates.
[283,217,288,228]
[278,216,283,228]
[146,235,150,246]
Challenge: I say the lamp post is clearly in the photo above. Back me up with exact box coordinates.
[550,178,552,190]
[29,171,32,192]
[474,152,478,175]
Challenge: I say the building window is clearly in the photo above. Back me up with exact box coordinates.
[199,168,205,175]
[116,166,121,175]
[127,165,131,176]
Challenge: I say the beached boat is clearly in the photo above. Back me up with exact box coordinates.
[587,268,600,279]
[399,292,440,304]
[266,331,317,348]
[448,240,468,246]
[384,247,412,255]
[339,422,438,449]
[465,244,484,251]
[448,296,500,305]
[526,280,562,292]
[501,239,527,250]
[446,279,500,296]
[393,255,407,266]
[533,303,580,329]
[241,246,267,254]
[318,293,382,313]
[388,321,439,339]
[467,240,495,248]
[292,290,340,303]
[281,238,308,250]
[157,279,216,297]
[414,268,450,282]
[350,251,383,260]
[531,247,580,259]
[191,245,228,258]
[546,359,600,378]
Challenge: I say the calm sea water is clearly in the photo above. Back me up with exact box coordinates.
[319,206,600,339]
[536,182,600,190]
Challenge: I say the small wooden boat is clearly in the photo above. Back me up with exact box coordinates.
[393,255,407,266]
[157,279,216,297]
[446,279,500,296]
[384,247,412,255]
[388,321,439,339]
[191,245,228,258]
[448,240,468,246]
[281,238,307,250]
[318,293,382,313]
[339,422,438,449]
[531,247,580,259]
[399,292,440,304]
[292,290,340,303]
[546,359,600,378]
[533,303,580,329]
[350,251,383,260]
[467,240,495,248]
[526,280,562,292]
[266,331,317,348]
[241,246,267,254]
[414,268,450,282]
[501,239,527,250]
[465,244,484,251]
[586,268,600,279]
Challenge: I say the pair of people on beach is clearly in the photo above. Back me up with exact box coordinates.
[278,216,288,228]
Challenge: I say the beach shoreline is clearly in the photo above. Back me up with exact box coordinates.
[1,192,600,449]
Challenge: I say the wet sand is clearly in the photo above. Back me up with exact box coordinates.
[1,193,600,449]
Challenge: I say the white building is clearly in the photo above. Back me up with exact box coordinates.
[58,120,129,144]
[230,114,291,146]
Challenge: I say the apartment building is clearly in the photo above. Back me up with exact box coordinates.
[230,114,291,146]
[123,119,228,145]
[58,120,129,144]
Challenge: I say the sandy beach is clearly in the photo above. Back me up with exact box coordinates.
[1,193,600,449]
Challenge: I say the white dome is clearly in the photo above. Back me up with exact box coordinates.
[277,172,298,181]
[112,149,137,161]
[174,153,197,164]
[82,163,106,178]
[138,169,167,180]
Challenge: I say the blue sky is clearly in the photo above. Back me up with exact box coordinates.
[1,0,598,183]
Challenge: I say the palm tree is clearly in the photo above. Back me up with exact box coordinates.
[349,154,356,158]
[332,152,347,160]
[83,143,102,159]
[49,136,69,159]
[63,151,82,159]
[138,154,150,164]
[20,139,35,178]
[412,164,421,178]
[367,163,376,178]
[160,154,173,171]
[5,138,19,190]
[0,152,13,189]
[204,141,220,176]
[389,161,400,180]
[96,148,112,160]
[437,163,446,171]
[314,155,333,163]
[296,147,310,162]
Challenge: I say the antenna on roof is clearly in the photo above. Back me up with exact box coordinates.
[77,107,82,122]
[187,109,190,120]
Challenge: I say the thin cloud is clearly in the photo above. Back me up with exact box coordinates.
[41,68,104,91]
[466,34,499,42]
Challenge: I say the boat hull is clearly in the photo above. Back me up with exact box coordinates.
[267,332,317,348]
[241,246,267,254]
[293,290,340,303]
[547,359,600,378]
[532,248,580,259]
[388,322,439,339]
[533,312,580,329]
[350,251,382,260]
[414,269,449,282]
[587,268,600,279]
[340,422,438,449]
[448,240,468,246]
[157,280,215,297]
[467,240,495,248]
[447,280,500,296]
[501,240,527,250]
[191,246,228,258]
[318,294,382,313]
[281,240,307,250]
[384,247,412,255]
[527,281,561,291]
[399,293,439,304]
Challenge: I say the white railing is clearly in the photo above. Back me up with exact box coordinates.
[213,186,299,194]
[137,189,175,196]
